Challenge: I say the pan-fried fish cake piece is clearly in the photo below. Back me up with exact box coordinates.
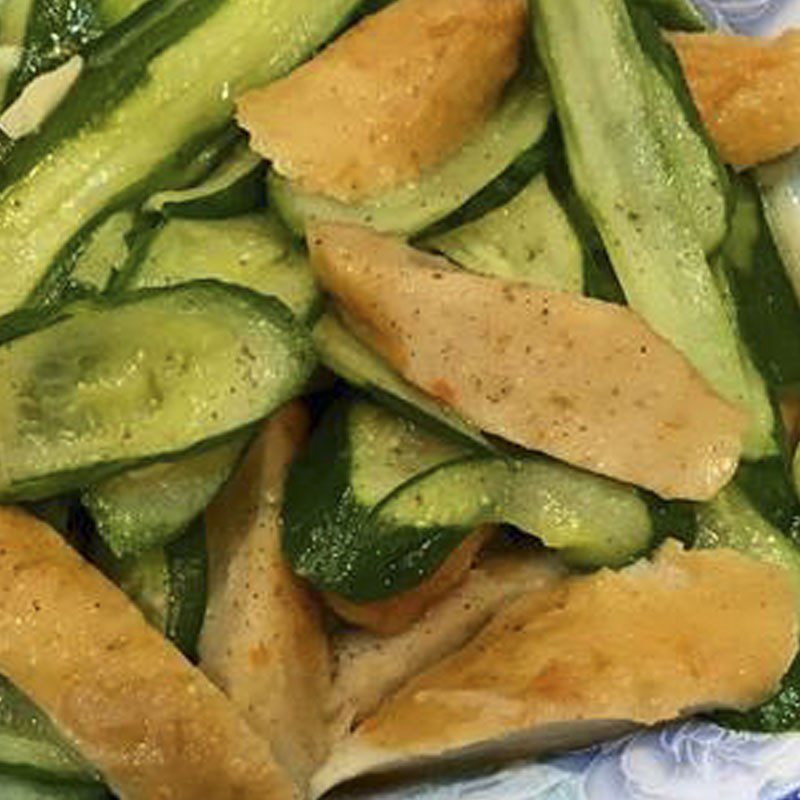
[673,31,800,167]
[309,223,746,500]
[329,549,565,738]
[237,0,526,201]
[0,507,293,800]
[200,403,332,789]
[324,526,494,636]
[313,543,798,797]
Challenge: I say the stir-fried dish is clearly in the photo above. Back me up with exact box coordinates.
[1,0,800,797]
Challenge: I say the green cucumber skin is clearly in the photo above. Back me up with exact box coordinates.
[97,0,154,28]
[423,172,585,294]
[312,312,491,451]
[283,400,374,593]
[66,211,136,296]
[150,147,267,220]
[0,774,109,800]
[0,281,316,502]
[83,433,249,558]
[413,118,557,242]
[0,0,35,109]
[103,213,166,297]
[545,139,627,304]
[0,677,97,785]
[630,0,709,30]
[696,460,800,733]
[118,213,320,322]
[532,0,748,411]
[270,76,553,239]
[0,0,224,189]
[721,176,800,392]
[91,516,208,659]
[734,458,800,545]
[627,2,730,254]
[4,0,101,108]
[0,0,363,315]
[165,517,208,662]
[283,401,469,603]
[713,652,800,734]
[158,167,266,220]
[284,401,652,603]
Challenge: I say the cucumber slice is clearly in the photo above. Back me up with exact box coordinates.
[423,173,584,293]
[270,75,552,238]
[97,0,153,27]
[631,0,709,30]
[25,495,75,535]
[164,517,208,659]
[92,517,208,659]
[145,142,265,219]
[757,155,800,385]
[89,211,316,558]
[0,677,97,783]
[629,3,729,254]
[312,312,489,450]
[532,0,749,414]
[708,255,776,460]
[67,211,135,294]
[83,433,248,557]
[120,213,319,321]
[698,465,800,733]
[284,400,652,602]
[696,485,800,615]
[0,281,315,501]
[348,401,470,506]
[0,0,363,316]
[721,175,800,391]
[0,0,34,109]
[0,773,108,800]
[3,0,99,108]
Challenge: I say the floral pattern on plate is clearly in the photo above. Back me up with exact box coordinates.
[694,0,800,34]
[334,724,800,800]
[331,1,800,797]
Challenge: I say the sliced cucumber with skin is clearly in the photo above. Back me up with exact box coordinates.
[0,281,316,502]
[697,484,800,613]
[0,0,34,109]
[532,0,749,415]
[83,433,249,558]
[0,773,108,800]
[629,3,729,254]
[270,74,552,238]
[67,210,135,294]
[283,400,653,603]
[0,0,364,316]
[709,256,776,459]
[312,312,490,450]
[697,464,800,734]
[631,0,709,30]
[91,517,208,659]
[0,677,98,784]
[423,173,584,293]
[145,142,265,219]
[546,142,627,304]
[758,152,800,348]
[3,0,100,108]
[97,0,154,27]
[119,213,319,321]
[720,175,800,391]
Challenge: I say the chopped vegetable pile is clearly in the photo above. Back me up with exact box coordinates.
[1,0,800,797]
